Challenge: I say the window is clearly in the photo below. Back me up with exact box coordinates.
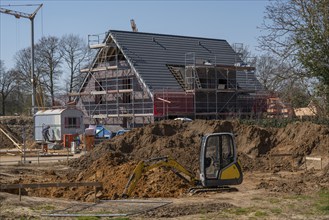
[221,134,234,168]
[64,117,81,128]
[204,134,235,179]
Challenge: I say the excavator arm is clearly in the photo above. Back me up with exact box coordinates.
[122,156,198,198]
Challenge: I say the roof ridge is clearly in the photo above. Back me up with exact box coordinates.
[109,30,227,42]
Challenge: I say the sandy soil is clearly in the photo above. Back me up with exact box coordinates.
[0,118,329,219]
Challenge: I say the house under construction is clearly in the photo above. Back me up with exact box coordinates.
[73,30,266,127]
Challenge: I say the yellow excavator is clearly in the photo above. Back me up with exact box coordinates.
[122,132,243,197]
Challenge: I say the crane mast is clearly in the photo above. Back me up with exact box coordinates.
[0,4,43,115]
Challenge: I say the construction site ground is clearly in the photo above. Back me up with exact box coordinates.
[0,116,329,219]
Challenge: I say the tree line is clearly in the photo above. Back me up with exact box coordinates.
[258,0,329,117]
[0,34,91,115]
[236,0,328,117]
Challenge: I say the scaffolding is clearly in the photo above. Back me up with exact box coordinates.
[164,48,268,119]
[71,33,154,128]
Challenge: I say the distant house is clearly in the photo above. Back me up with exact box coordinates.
[294,102,318,118]
[266,97,294,118]
[73,30,265,127]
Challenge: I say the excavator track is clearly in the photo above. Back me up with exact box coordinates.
[188,186,238,195]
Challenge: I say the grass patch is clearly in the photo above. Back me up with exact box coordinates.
[295,195,312,200]
[76,217,129,220]
[284,194,311,201]
[270,208,282,214]
[315,189,329,214]
[31,204,55,211]
[268,197,280,204]
[232,207,252,215]
[251,197,263,201]
[283,190,329,216]
[77,217,100,220]
[254,210,268,217]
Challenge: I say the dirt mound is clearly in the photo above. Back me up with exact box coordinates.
[4,118,328,201]
[235,124,274,157]
[72,120,237,173]
[63,120,329,200]
[273,121,329,157]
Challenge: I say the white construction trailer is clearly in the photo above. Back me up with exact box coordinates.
[34,108,84,142]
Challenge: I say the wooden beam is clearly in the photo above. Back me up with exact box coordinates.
[89,43,106,49]
[108,89,133,94]
[90,91,107,95]
[93,113,153,119]
[68,89,133,97]
[0,127,22,151]
[80,66,118,73]
[0,182,102,190]
[305,156,322,161]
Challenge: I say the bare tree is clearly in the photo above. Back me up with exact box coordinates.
[259,0,329,112]
[256,55,312,107]
[232,43,256,66]
[60,34,88,102]
[0,61,16,115]
[37,36,63,106]
[15,47,45,93]
[15,46,50,109]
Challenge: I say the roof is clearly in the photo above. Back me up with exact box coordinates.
[34,108,82,116]
[236,71,264,91]
[35,109,65,116]
[108,30,241,91]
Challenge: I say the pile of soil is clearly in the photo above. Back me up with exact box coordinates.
[2,119,328,201]
[55,120,329,200]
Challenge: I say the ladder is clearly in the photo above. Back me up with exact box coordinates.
[168,66,188,90]
[184,52,202,90]
[194,70,202,89]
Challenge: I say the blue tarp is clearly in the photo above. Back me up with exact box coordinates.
[95,125,112,139]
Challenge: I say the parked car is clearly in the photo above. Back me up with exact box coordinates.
[174,117,193,122]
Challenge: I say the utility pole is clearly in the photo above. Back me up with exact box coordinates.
[0,4,43,115]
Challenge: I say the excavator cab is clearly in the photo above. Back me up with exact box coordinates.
[199,133,243,187]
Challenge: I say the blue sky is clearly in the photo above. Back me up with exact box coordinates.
[0,0,270,70]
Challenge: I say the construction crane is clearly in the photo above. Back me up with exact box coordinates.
[130,19,138,32]
[0,4,43,115]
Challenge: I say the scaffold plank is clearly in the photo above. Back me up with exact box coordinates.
[90,91,106,95]
[92,113,153,119]
[107,89,133,94]
[68,89,133,96]
[89,43,106,49]
[68,92,89,96]
[80,66,118,73]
